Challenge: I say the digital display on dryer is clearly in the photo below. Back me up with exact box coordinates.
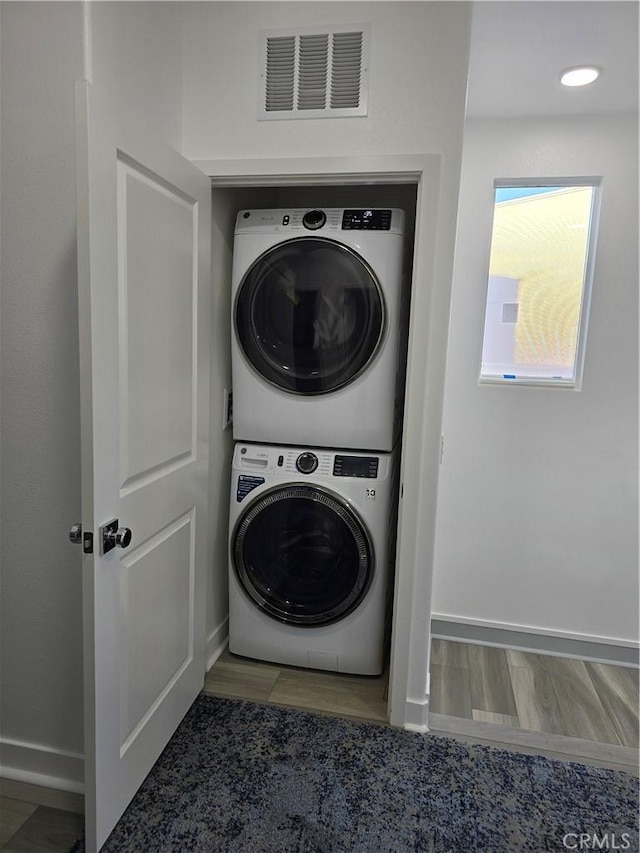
[342,209,392,230]
[333,456,379,478]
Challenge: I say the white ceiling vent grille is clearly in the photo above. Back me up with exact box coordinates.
[259,25,369,120]
[265,36,296,112]
[331,31,363,109]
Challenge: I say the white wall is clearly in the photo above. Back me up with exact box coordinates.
[181,1,471,161]
[0,0,185,789]
[180,1,472,725]
[432,114,639,650]
[88,1,184,149]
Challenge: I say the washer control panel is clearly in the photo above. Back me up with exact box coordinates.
[333,455,379,478]
[234,444,383,481]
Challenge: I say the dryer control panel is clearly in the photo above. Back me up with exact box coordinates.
[234,208,404,236]
[342,209,392,231]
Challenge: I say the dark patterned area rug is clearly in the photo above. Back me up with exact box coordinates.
[71,695,638,852]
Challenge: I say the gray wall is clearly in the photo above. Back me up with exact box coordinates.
[88,1,184,150]
[1,0,473,783]
[1,1,86,783]
[0,0,184,789]
[432,114,639,651]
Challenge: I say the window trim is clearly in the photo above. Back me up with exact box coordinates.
[479,176,602,390]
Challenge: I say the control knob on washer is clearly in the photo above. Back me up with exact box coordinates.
[296,452,318,474]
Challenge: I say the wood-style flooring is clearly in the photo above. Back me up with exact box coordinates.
[203,648,389,724]
[204,640,639,775]
[427,640,638,775]
[2,640,637,849]
[0,780,83,853]
[429,640,639,746]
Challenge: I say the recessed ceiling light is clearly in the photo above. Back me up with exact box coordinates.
[560,66,601,87]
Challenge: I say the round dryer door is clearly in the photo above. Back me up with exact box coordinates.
[232,484,374,626]
[235,238,385,395]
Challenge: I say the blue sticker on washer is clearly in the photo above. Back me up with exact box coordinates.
[237,475,265,502]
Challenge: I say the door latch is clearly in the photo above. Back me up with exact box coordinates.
[69,524,94,554]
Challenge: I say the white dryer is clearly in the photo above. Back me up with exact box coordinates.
[228,442,396,675]
[231,208,406,452]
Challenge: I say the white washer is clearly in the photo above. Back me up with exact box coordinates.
[228,442,396,675]
[231,208,406,452]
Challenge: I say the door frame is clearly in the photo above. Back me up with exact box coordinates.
[196,154,446,730]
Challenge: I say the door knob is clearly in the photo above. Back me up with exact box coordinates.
[100,519,133,554]
[112,527,132,549]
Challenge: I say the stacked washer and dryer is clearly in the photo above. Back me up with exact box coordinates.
[228,207,406,675]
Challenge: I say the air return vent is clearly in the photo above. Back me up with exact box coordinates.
[259,25,369,120]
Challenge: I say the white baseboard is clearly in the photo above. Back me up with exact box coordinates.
[399,697,430,733]
[206,617,229,671]
[0,737,84,794]
[431,614,640,667]
[0,624,231,796]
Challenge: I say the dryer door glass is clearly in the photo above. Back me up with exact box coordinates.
[232,485,374,626]
[235,238,385,395]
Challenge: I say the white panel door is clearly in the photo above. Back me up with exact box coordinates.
[75,81,211,853]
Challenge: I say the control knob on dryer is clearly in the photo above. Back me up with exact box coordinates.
[302,209,326,230]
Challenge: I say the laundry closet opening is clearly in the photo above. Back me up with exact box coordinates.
[207,179,418,720]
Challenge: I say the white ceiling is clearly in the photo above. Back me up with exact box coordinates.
[466,1,639,117]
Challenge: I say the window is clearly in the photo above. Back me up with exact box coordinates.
[480,180,601,387]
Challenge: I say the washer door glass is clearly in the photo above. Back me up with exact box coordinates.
[235,238,385,395]
[232,485,374,626]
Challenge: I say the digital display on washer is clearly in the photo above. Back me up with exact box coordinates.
[333,455,379,478]
[342,209,392,231]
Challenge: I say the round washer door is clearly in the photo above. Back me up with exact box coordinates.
[232,484,374,626]
[235,237,385,395]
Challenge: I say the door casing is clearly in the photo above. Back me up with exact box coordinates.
[199,154,446,730]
